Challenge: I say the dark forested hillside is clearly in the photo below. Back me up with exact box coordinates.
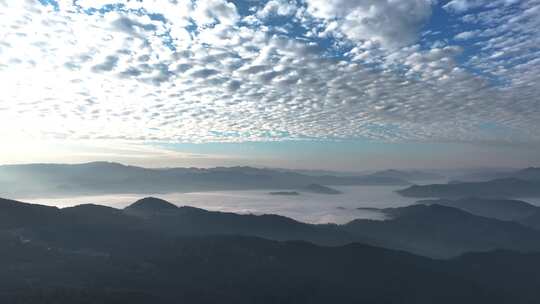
[2,196,540,303]
[346,204,540,258]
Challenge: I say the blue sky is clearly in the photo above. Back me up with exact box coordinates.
[0,0,539,169]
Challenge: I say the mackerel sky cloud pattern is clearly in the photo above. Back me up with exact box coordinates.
[0,0,539,144]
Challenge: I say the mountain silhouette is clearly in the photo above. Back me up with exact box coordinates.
[269,191,300,195]
[4,196,540,259]
[346,204,540,258]
[0,162,409,197]
[417,197,538,221]
[518,210,540,231]
[512,167,540,181]
[124,197,178,216]
[122,198,354,245]
[0,197,60,229]
[397,178,540,198]
[2,196,540,303]
[302,184,341,194]
[368,169,444,181]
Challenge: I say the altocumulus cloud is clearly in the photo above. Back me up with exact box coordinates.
[0,0,538,144]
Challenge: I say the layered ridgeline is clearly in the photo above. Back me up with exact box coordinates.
[453,167,540,182]
[2,197,540,303]
[0,162,410,198]
[417,198,538,221]
[268,184,341,195]
[302,183,342,194]
[367,169,445,182]
[397,167,540,198]
[4,196,540,258]
[417,197,540,231]
[351,204,540,258]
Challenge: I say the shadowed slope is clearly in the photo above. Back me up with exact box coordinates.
[345,204,540,258]
[417,197,538,221]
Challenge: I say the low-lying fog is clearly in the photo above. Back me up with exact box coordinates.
[21,185,422,224]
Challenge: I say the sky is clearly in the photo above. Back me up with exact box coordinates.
[0,0,539,170]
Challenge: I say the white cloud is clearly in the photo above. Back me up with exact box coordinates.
[0,0,538,149]
[443,0,521,13]
[257,0,297,19]
[454,30,480,40]
[305,0,434,49]
[443,0,480,13]
[192,0,239,26]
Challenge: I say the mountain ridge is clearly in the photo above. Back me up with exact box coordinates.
[3,196,540,258]
[397,178,540,198]
[0,162,409,198]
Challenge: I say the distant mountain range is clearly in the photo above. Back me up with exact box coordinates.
[368,169,445,181]
[417,197,539,221]
[2,196,540,303]
[350,204,540,258]
[275,168,447,181]
[453,167,540,182]
[267,184,341,195]
[302,183,342,194]
[397,168,540,198]
[269,191,300,196]
[398,178,540,199]
[512,167,540,181]
[0,162,410,197]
